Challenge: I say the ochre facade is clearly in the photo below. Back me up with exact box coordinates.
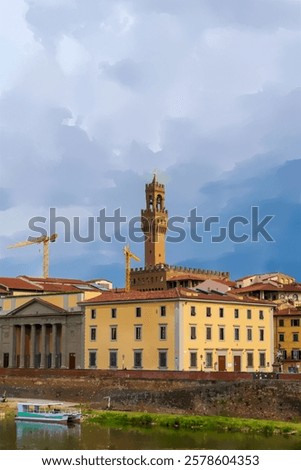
[83,289,274,373]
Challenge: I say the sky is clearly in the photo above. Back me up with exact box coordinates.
[0,0,300,286]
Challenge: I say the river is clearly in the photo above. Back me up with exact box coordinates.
[0,416,301,450]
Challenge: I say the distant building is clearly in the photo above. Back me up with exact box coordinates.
[232,282,301,306]
[130,175,229,291]
[82,288,274,372]
[236,272,296,289]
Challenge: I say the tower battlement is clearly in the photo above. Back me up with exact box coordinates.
[130,175,230,291]
[141,174,168,267]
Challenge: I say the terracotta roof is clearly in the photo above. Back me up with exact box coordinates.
[274,307,301,317]
[82,287,275,306]
[20,276,88,284]
[277,284,301,292]
[236,272,294,282]
[0,276,101,295]
[232,282,301,294]
[0,277,43,291]
[19,276,99,292]
[36,283,84,293]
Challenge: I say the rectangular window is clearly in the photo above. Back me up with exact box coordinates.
[89,351,97,368]
[259,329,264,341]
[234,328,240,341]
[293,333,299,342]
[259,310,264,320]
[206,326,212,340]
[279,333,285,342]
[109,351,117,368]
[291,319,300,327]
[234,308,239,319]
[91,309,96,319]
[247,309,252,320]
[247,328,252,341]
[160,306,166,317]
[247,352,253,368]
[190,306,196,316]
[219,327,225,341]
[111,308,117,318]
[205,352,213,368]
[259,352,266,368]
[135,326,142,341]
[206,307,211,317]
[190,352,197,368]
[279,319,284,327]
[159,325,167,340]
[158,351,167,369]
[136,307,141,317]
[111,326,117,341]
[291,350,301,360]
[90,327,97,341]
[190,326,197,340]
[134,351,142,368]
[219,308,224,318]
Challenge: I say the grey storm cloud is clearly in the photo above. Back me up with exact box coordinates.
[0,0,300,282]
[24,0,301,40]
[99,59,144,89]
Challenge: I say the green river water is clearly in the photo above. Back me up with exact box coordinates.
[0,417,301,450]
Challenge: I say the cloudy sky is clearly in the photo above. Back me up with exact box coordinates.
[0,0,300,286]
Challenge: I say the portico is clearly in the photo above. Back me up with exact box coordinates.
[12,322,67,368]
[0,298,84,369]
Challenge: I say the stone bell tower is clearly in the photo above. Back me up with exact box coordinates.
[141,174,168,267]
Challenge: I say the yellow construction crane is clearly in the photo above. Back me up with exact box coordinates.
[8,233,58,278]
[123,245,140,292]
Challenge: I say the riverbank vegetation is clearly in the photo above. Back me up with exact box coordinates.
[85,410,301,436]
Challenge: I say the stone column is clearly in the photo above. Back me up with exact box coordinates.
[19,324,26,368]
[51,323,57,368]
[61,323,67,368]
[40,324,46,369]
[30,324,36,368]
[0,327,2,368]
[8,325,15,368]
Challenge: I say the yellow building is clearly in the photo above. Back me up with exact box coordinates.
[82,288,274,372]
[274,306,301,373]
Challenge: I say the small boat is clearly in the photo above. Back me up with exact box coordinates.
[15,402,81,424]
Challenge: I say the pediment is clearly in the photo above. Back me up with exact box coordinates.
[7,298,67,318]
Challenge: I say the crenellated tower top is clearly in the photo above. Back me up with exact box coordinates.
[141,174,168,267]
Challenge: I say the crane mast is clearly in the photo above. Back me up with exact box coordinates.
[123,245,140,292]
[8,233,58,278]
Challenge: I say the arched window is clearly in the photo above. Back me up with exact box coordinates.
[156,195,162,210]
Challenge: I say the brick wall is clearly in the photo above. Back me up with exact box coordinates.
[0,368,255,381]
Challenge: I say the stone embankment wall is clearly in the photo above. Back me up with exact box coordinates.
[1,369,301,421]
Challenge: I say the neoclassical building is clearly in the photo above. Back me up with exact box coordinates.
[0,298,84,369]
